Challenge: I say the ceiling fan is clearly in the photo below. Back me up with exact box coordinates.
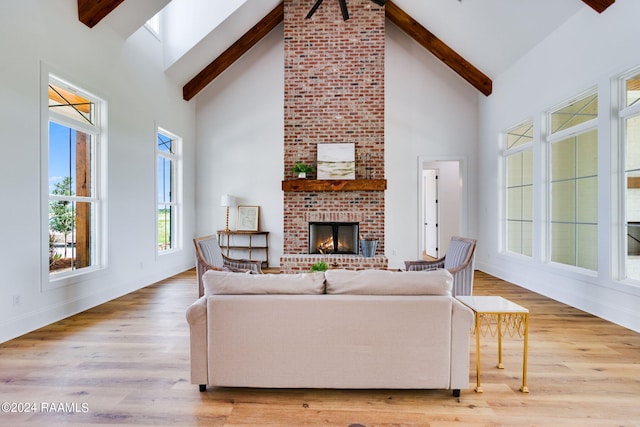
[306,0,386,21]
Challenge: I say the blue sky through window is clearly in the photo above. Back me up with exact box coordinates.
[49,122,76,194]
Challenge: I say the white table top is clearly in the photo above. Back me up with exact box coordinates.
[457,296,528,314]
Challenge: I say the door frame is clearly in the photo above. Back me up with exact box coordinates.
[417,156,469,259]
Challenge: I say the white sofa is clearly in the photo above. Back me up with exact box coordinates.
[186,268,474,397]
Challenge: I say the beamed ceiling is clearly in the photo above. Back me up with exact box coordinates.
[77,0,616,100]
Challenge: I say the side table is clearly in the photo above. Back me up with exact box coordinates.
[456,296,530,393]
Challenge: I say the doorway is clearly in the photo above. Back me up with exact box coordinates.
[423,169,439,258]
[419,158,465,259]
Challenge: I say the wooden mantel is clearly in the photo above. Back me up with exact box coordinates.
[282,179,387,192]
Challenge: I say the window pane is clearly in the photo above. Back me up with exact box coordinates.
[551,137,575,181]
[576,177,597,224]
[506,121,533,149]
[507,221,522,253]
[625,72,640,108]
[507,187,522,220]
[626,115,640,171]
[49,83,94,125]
[158,157,172,203]
[522,150,533,185]
[49,124,94,198]
[49,201,95,274]
[551,223,575,265]
[506,154,522,187]
[522,185,533,221]
[550,93,597,134]
[158,133,173,154]
[576,224,597,270]
[158,205,173,251]
[576,129,598,177]
[551,180,575,223]
[522,221,533,257]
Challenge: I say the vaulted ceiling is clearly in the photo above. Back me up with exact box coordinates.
[77,0,615,99]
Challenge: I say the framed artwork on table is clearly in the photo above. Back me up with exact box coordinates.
[236,206,260,231]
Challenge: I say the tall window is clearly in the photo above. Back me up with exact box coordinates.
[504,120,534,256]
[548,92,598,270]
[157,128,181,253]
[621,70,640,280]
[47,76,105,279]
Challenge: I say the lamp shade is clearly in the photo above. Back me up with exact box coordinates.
[221,194,236,207]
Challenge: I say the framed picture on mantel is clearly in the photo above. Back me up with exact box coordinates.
[237,206,259,231]
[317,143,355,180]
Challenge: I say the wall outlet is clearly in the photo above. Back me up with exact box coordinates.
[12,295,21,307]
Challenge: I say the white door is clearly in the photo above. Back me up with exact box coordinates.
[423,169,439,258]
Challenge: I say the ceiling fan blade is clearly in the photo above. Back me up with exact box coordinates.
[339,0,349,20]
[305,0,325,19]
[370,0,385,6]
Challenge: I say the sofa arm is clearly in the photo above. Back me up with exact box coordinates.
[450,298,474,391]
[186,296,208,386]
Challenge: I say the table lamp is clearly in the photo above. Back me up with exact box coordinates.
[221,194,236,232]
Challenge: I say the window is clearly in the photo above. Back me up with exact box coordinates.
[621,70,640,280]
[547,92,598,270]
[145,12,160,39]
[46,75,105,281]
[157,128,181,253]
[504,120,534,256]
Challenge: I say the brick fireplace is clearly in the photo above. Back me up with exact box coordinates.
[281,0,387,272]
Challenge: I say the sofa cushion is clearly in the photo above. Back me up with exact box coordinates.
[325,268,452,295]
[203,270,326,295]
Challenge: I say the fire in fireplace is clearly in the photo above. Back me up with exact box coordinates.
[309,222,359,254]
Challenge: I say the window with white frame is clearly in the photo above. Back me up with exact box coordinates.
[157,128,181,253]
[504,120,534,256]
[547,92,598,271]
[620,70,640,280]
[47,75,105,279]
[145,12,160,39]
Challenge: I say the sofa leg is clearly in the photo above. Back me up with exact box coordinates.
[199,384,206,392]
[452,389,460,397]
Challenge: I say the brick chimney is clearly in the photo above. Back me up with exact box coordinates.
[281,0,386,270]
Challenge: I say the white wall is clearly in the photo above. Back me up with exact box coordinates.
[0,0,196,343]
[194,21,479,270]
[477,0,640,332]
[195,24,285,264]
[385,22,479,269]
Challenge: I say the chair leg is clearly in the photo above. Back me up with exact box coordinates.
[452,389,460,397]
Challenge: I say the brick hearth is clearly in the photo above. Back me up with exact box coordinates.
[281,0,386,271]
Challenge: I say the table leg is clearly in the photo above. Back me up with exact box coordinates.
[475,313,483,393]
[520,313,530,393]
[497,313,504,369]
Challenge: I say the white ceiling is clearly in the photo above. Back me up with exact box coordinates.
[104,0,589,86]
[390,0,583,78]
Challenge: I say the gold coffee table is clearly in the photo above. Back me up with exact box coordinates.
[457,296,529,393]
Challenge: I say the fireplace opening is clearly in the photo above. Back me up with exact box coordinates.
[309,222,359,254]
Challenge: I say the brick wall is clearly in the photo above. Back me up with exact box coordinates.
[282,0,385,257]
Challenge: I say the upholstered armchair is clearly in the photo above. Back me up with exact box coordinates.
[404,236,477,297]
[193,235,263,297]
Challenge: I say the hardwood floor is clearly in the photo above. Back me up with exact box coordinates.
[1,269,639,426]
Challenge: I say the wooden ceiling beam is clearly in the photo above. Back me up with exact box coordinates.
[385,1,492,96]
[582,0,615,13]
[77,0,126,28]
[183,2,284,101]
